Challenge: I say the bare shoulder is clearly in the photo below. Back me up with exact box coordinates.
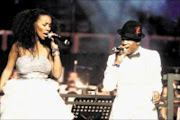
[9,42,19,56]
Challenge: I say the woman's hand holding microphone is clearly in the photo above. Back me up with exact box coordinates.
[48,32,60,56]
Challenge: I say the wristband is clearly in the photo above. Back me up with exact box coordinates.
[113,64,120,68]
[52,48,59,53]
[52,51,60,56]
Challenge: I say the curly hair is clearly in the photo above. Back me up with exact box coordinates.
[12,8,58,52]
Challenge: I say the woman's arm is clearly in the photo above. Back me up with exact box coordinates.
[48,39,62,79]
[0,44,18,90]
[49,51,62,79]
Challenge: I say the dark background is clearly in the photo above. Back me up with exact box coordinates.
[0,0,180,85]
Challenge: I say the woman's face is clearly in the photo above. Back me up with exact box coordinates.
[34,15,52,40]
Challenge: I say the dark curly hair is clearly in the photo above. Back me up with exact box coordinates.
[12,8,58,52]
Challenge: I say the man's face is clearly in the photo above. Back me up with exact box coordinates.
[120,39,140,55]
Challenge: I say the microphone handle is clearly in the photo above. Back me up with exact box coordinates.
[47,32,70,45]
[112,47,124,53]
[54,37,70,45]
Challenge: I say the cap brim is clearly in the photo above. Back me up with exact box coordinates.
[117,29,123,35]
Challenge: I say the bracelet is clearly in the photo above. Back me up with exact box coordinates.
[52,48,59,53]
[52,51,60,56]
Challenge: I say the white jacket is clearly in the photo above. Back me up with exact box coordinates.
[103,46,162,119]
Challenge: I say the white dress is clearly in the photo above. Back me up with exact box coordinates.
[0,56,74,119]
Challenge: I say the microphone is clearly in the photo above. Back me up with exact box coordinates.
[112,47,124,53]
[48,33,70,45]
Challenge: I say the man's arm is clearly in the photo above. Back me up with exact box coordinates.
[151,51,163,103]
[103,55,119,91]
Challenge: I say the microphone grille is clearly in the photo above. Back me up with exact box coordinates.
[64,39,70,45]
[47,33,53,39]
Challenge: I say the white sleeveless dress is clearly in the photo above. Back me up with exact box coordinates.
[0,56,74,119]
